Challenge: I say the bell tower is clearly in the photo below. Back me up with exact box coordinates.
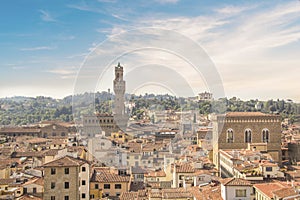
[113,62,128,130]
[113,62,125,115]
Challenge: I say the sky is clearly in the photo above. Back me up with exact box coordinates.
[0,0,300,101]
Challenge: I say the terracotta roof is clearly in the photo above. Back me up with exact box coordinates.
[43,155,87,167]
[119,190,148,200]
[272,187,298,198]
[23,178,44,186]
[0,127,41,133]
[91,168,130,183]
[0,127,40,133]
[11,151,44,158]
[25,138,49,144]
[120,192,138,200]
[146,170,166,177]
[43,149,59,156]
[254,182,287,198]
[221,178,252,186]
[199,185,223,200]
[127,142,142,153]
[175,163,195,173]
[49,139,67,145]
[163,191,193,199]
[18,195,42,200]
[149,188,194,199]
[0,178,15,185]
[226,112,269,117]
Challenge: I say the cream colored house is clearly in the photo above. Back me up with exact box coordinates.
[43,155,90,200]
[22,177,44,198]
[221,178,252,200]
[90,167,130,198]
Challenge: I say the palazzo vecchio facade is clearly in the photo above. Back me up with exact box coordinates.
[212,112,282,170]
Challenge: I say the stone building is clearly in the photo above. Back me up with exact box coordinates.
[288,142,300,163]
[212,112,282,170]
[43,155,90,200]
[113,63,128,131]
[198,91,213,101]
[82,114,119,137]
[82,63,128,137]
[40,122,72,138]
[0,121,74,138]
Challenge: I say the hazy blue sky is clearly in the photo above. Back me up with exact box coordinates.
[1,0,300,101]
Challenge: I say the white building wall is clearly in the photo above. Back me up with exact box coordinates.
[222,185,251,200]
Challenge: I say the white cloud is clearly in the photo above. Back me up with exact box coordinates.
[46,67,78,76]
[67,3,104,13]
[154,0,180,4]
[97,0,117,3]
[111,14,129,21]
[215,5,255,15]
[39,10,56,22]
[91,1,300,100]
[20,46,56,51]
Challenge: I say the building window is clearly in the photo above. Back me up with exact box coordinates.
[51,196,55,200]
[23,188,27,194]
[262,129,270,143]
[64,196,69,200]
[226,129,234,143]
[82,180,86,185]
[115,184,122,189]
[244,129,252,143]
[266,167,273,171]
[236,189,247,197]
[179,175,184,180]
[51,182,55,189]
[64,182,69,189]
[65,168,69,174]
[95,184,99,189]
[51,168,56,175]
[104,193,110,197]
[33,187,37,193]
[104,184,110,189]
[82,193,86,198]
[82,166,86,172]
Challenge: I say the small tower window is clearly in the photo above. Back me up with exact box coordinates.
[262,129,270,143]
[244,129,252,143]
[226,129,234,143]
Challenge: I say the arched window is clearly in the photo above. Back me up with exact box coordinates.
[262,129,269,143]
[244,129,252,143]
[226,129,234,143]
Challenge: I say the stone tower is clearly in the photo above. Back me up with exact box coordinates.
[113,63,128,130]
[113,62,125,115]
